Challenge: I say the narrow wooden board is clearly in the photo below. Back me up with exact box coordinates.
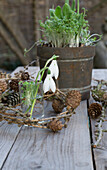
[90,69,107,170]
[0,67,25,169]
[0,123,22,169]
[2,101,93,170]
[0,66,40,169]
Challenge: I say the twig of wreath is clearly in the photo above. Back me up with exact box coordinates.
[88,79,107,147]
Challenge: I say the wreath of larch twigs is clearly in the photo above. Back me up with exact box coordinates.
[0,60,82,133]
[0,75,81,132]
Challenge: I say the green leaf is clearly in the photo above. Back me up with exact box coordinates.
[39,20,45,28]
[55,6,62,19]
[65,0,69,4]
[49,9,55,17]
[71,0,76,11]
[62,3,71,18]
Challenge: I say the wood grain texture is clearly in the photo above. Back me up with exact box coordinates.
[0,123,22,169]
[0,121,5,127]
[2,101,93,170]
[90,69,107,170]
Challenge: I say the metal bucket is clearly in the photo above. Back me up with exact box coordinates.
[37,46,95,100]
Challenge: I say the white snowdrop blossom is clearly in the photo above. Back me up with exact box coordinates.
[49,60,59,79]
[43,74,56,93]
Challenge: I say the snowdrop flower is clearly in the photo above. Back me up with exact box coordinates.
[43,73,56,93]
[76,35,79,47]
[49,60,59,79]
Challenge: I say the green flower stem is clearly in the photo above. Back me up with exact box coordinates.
[24,41,39,57]
[30,55,59,118]
[25,105,32,114]
[35,67,49,84]
[77,0,79,14]
[30,84,40,118]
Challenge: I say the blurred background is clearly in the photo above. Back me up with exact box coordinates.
[0,0,107,72]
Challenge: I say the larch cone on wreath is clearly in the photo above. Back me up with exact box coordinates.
[65,90,81,111]
[47,119,63,132]
[9,79,19,92]
[88,103,102,119]
[21,72,30,81]
[52,99,65,113]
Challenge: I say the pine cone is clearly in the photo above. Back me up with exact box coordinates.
[88,103,102,119]
[9,79,19,92]
[65,90,81,110]
[0,80,7,93]
[2,92,20,106]
[47,119,63,132]
[21,72,30,81]
[52,99,64,113]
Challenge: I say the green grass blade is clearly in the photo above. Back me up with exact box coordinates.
[62,3,71,18]
[77,0,79,14]
[71,0,76,11]
[55,6,62,19]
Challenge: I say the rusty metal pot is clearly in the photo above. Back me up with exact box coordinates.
[37,46,95,100]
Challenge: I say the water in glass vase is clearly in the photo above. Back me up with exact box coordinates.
[19,80,44,119]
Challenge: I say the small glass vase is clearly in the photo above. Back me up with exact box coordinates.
[19,80,44,119]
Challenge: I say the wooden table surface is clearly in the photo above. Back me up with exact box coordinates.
[0,67,107,170]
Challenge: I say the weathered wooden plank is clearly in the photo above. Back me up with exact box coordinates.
[90,69,107,170]
[0,23,28,65]
[92,69,107,81]
[0,67,25,169]
[0,67,40,169]
[2,101,93,170]
[0,124,22,169]
[0,3,35,61]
